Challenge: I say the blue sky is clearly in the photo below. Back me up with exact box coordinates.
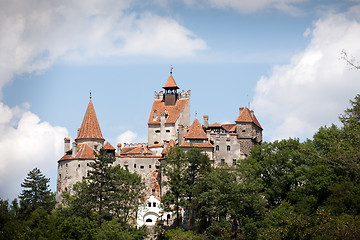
[1,0,360,200]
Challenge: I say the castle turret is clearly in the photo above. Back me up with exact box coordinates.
[75,99,105,149]
[235,107,262,156]
[148,68,190,145]
[162,73,179,106]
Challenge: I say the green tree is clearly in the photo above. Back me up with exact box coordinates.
[65,149,145,226]
[194,166,266,239]
[184,148,211,229]
[19,168,55,216]
[161,146,188,228]
[248,139,309,209]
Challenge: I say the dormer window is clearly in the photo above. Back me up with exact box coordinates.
[153,110,157,121]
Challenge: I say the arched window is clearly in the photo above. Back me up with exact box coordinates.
[216,145,219,151]
[227,145,230,151]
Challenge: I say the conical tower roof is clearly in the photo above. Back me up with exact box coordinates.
[186,118,208,140]
[76,101,104,141]
[162,75,179,89]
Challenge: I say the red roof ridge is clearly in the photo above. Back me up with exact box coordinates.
[76,101,104,140]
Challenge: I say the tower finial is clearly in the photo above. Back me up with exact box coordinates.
[170,65,173,75]
[90,90,92,101]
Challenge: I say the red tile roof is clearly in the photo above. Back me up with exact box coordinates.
[221,124,236,132]
[76,144,96,159]
[76,101,104,140]
[209,122,222,128]
[185,118,208,140]
[103,142,115,150]
[162,75,179,89]
[121,146,152,155]
[235,107,262,129]
[58,143,96,162]
[180,141,214,148]
[148,99,189,124]
[149,143,163,148]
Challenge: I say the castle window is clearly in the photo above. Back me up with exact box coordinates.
[134,164,137,168]
[149,165,152,168]
[78,164,80,167]
[233,159,237,165]
[154,141,159,144]
[148,202,151,207]
[227,145,230,151]
[153,202,156,207]
[87,171,90,177]
[155,130,160,133]
[140,165,144,169]
[216,145,219,151]
[242,130,246,133]
[166,130,170,133]
[146,219,153,223]
[66,163,68,167]
[221,159,225,165]
[155,165,160,169]
[59,174,61,179]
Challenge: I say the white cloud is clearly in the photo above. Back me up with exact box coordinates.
[182,0,305,13]
[0,0,207,98]
[116,130,146,145]
[0,102,68,200]
[252,8,360,141]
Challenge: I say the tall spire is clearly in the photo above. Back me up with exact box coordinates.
[76,100,104,140]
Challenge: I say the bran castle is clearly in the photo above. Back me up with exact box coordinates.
[57,71,263,226]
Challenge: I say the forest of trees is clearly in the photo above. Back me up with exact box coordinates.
[1,94,359,239]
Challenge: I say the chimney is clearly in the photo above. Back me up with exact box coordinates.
[72,142,78,157]
[117,143,122,155]
[64,137,70,154]
[239,107,244,116]
[203,115,209,129]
